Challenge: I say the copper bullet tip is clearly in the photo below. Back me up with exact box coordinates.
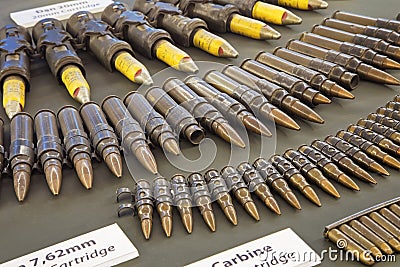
[370,162,390,176]
[45,164,63,196]
[383,58,400,70]
[182,213,193,234]
[367,68,400,85]
[356,167,377,184]
[134,146,158,174]
[370,247,383,259]
[265,197,281,215]
[320,180,340,198]
[333,85,355,99]
[338,173,360,191]
[242,115,272,137]
[244,202,260,221]
[163,139,181,156]
[314,93,331,104]
[291,101,324,124]
[75,158,93,189]
[14,170,31,202]
[217,122,246,148]
[202,210,216,232]
[388,238,400,252]
[270,108,300,130]
[161,216,173,237]
[285,191,302,210]
[303,186,321,207]
[384,155,400,169]
[105,152,123,178]
[223,206,238,225]
[380,242,394,255]
[141,218,152,240]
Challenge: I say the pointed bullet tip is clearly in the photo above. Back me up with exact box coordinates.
[336,87,355,99]
[243,115,272,137]
[133,145,158,174]
[75,158,93,189]
[218,122,246,148]
[203,210,216,232]
[270,109,300,130]
[224,206,238,225]
[384,58,400,70]
[244,202,260,221]
[303,186,321,206]
[371,162,390,176]
[45,164,63,196]
[14,170,31,202]
[163,139,181,156]
[265,197,281,215]
[338,173,360,191]
[105,152,123,178]
[285,191,302,210]
[282,11,303,25]
[179,58,199,73]
[321,180,341,198]
[314,94,331,104]
[162,217,173,237]
[141,219,152,240]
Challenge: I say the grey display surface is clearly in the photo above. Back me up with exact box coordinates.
[1,0,400,266]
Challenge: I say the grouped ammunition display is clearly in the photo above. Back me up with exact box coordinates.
[144,86,205,144]
[32,18,90,104]
[163,78,245,148]
[0,24,33,119]
[153,177,173,237]
[270,155,321,206]
[221,166,260,221]
[131,0,237,59]
[286,40,400,85]
[300,32,400,70]
[80,102,122,178]
[332,11,400,33]
[237,162,281,214]
[204,70,300,130]
[171,175,193,233]
[283,149,340,198]
[66,11,151,84]
[322,18,400,46]
[368,113,400,132]
[311,25,400,61]
[58,106,93,189]
[34,110,63,195]
[357,119,400,144]
[188,172,216,231]
[377,107,400,122]
[262,0,328,10]
[253,158,301,210]
[213,0,302,25]
[101,95,157,174]
[124,92,180,155]
[179,0,281,40]
[387,101,400,111]
[204,169,238,225]
[241,59,331,106]
[221,65,324,124]
[185,76,272,136]
[256,51,354,99]
[273,47,360,90]
[135,179,154,239]
[9,113,34,202]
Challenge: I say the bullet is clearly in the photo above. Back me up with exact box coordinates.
[10,113,34,202]
[153,177,173,237]
[322,18,400,46]
[380,208,400,229]
[286,40,400,85]
[66,11,151,84]
[241,59,331,106]
[326,229,375,265]
[237,162,281,214]
[387,101,400,111]
[359,216,400,252]
[171,175,193,233]
[368,113,400,133]
[188,173,216,232]
[311,140,377,184]
[0,25,32,119]
[262,0,328,10]
[204,70,300,130]
[357,119,400,145]
[124,92,180,155]
[102,2,199,71]
[79,102,122,178]
[205,169,238,225]
[34,110,63,195]
[283,149,340,198]
[144,86,205,144]
[332,11,400,33]
[0,119,4,179]
[184,76,271,136]
[337,130,400,170]
[135,179,154,239]
[390,204,400,217]
[347,125,400,157]
[311,25,400,61]
[299,145,360,191]
[339,224,383,258]
[256,52,354,99]
[179,0,281,40]
[213,0,302,25]
[221,166,260,221]
[32,18,90,104]
[377,107,400,122]
[350,220,394,255]
[253,158,301,210]
[270,155,321,207]
[325,135,389,176]
[102,96,157,174]
[370,212,400,240]
[222,65,324,124]
[131,0,238,58]
[300,32,400,70]
[273,47,360,90]
[163,78,245,148]
[57,106,93,189]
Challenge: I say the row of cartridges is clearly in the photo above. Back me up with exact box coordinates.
[115,95,400,240]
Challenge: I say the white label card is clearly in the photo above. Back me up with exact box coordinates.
[185,228,321,267]
[1,223,139,267]
[10,0,114,28]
